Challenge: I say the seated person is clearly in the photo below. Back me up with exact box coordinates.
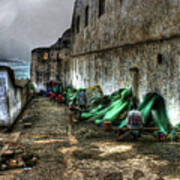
[126,110,143,129]
[126,110,144,140]
[69,98,80,123]
[69,98,79,112]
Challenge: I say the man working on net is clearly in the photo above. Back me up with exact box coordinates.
[125,109,144,140]
[126,110,143,129]
[78,89,87,111]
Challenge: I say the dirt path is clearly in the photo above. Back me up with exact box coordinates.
[0,97,180,180]
[4,97,69,180]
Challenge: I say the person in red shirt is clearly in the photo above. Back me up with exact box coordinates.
[52,82,56,87]
[58,94,62,103]
[50,92,55,100]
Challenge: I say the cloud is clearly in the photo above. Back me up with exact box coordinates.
[0,1,18,31]
[0,0,74,61]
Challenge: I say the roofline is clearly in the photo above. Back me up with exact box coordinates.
[0,66,29,89]
[0,66,16,85]
[32,47,50,53]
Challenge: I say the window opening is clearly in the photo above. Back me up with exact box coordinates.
[99,0,105,17]
[85,6,89,27]
[76,16,80,33]
[157,54,163,65]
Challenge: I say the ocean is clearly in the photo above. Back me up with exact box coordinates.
[0,59,30,79]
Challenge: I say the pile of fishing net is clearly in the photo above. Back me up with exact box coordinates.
[119,93,171,135]
[81,88,135,126]
[68,85,172,135]
[86,85,103,104]
[66,87,77,102]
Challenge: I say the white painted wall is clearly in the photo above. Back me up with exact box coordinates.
[0,70,22,126]
[0,71,9,125]
[7,73,22,125]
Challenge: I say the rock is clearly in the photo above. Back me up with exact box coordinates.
[8,160,18,168]
[17,157,25,167]
[1,164,8,170]
[23,123,32,128]
[3,150,14,155]
[2,150,15,159]
[15,149,24,154]
[22,154,34,162]
[22,154,38,167]
[133,170,145,180]
[104,172,123,180]
[31,156,38,163]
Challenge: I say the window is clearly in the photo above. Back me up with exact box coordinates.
[36,71,40,83]
[76,16,80,33]
[99,0,105,17]
[43,52,48,61]
[157,54,163,65]
[63,40,69,48]
[45,72,50,81]
[85,6,89,27]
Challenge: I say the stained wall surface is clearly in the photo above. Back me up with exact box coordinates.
[0,70,22,126]
[72,0,180,55]
[0,71,9,124]
[71,0,180,125]
[31,29,72,91]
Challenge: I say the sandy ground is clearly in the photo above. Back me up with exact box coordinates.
[0,97,180,180]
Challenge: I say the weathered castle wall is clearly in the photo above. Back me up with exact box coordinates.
[31,29,72,91]
[31,48,50,91]
[70,0,180,125]
[72,0,180,55]
[71,37,180,125]
[58,48,71,87]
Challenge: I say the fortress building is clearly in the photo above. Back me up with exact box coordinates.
[31,29,71,91]
[70,0,180,125]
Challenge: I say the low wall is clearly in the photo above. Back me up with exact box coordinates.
[7,74,22,126]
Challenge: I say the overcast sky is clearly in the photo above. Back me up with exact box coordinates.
[0,0,74,61]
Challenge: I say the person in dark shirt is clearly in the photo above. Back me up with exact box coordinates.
[78,90,87,111]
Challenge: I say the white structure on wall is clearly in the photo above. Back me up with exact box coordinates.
[0,67,22,126]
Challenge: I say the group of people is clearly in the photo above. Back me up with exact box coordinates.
[37,82,171,141]
[69,89,87,121]
[47,81,88,114]
[47,81,66,104]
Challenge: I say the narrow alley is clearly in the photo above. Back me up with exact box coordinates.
[0,97,179,180]
[1,0,180,180]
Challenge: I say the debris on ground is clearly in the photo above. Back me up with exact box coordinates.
[0,97,180,179]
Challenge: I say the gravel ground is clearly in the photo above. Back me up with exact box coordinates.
[1,97,180,180]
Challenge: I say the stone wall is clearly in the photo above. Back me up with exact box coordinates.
[70,0,180,125]
[58,48,72,86]
[31,29,72,91]
[0,71,9,124]
[72,0,180,55]
[0,70,22,126]
[7,72,22,125]
[31,48,50,91]
[71,37,180,125]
